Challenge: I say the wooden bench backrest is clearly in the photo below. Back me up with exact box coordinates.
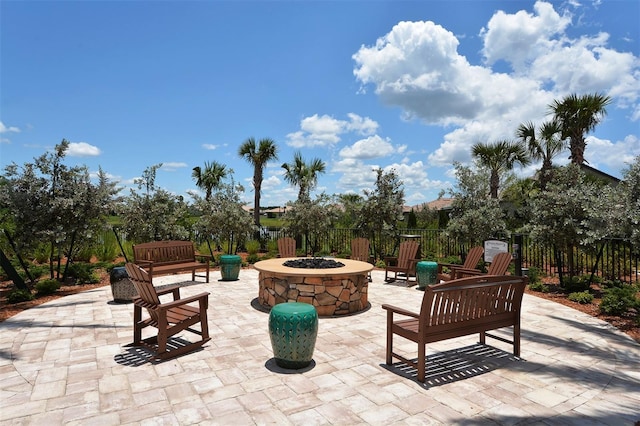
[277,237,296,258]
[125,263,161,320]
[350,238,370,262]
[420,275,526,328]
[133,241,196,263]
[486,252,512,275]
[396,240,419,268]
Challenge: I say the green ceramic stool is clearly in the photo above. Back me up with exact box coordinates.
[416,261,438,290]
[269,302,318,369]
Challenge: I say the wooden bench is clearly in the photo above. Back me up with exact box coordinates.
[133,241,212,283]
[382,274,527,382]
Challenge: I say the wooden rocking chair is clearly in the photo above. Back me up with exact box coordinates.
[384,240,420,286]
[437,246,484,282]
[454,251,513,278]
[277,237,296,258]
[124,263,211,360]
[351,237,372,281]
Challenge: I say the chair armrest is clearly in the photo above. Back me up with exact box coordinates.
[381,304,420,318]
[384,256,398,265]
[452,267,483,278]
[156,284,182,300]
[159,292,210,310]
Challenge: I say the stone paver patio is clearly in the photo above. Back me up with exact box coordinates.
[1,268,639,425]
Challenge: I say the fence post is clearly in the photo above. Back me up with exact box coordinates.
[513,234,523,276]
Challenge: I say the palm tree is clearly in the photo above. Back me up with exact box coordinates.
[192,161,227,200]
[471,140,530,199]
[516,120,565,190]
[549,93,612,165]
[238,137,278,228]
[281,151,326,201]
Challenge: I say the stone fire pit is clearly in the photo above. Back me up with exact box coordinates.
[254,258,374,316]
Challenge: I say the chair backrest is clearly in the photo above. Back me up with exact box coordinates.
[487,252,512,275]
[397,240,420,268]
[125,263,161,320]
[350,238,370,262]
[462,246,484,269]
[277,237,296,258]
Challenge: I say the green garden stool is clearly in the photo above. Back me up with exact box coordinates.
[416,261,438,290]
[268,302,318,369]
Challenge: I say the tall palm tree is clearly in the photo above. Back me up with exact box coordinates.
[549,93,612,165]
[471,140,530,199]
[281,151,326,201]
[192,161,227,200]
[238,137,278,228]
[516,120,565,190]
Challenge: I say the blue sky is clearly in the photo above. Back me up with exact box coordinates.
[1,0,639,208]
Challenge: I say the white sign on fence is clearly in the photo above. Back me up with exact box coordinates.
[484,240,508,263]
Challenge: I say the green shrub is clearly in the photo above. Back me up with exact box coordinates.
[600,285,640,316]
[528,281,550,293]
[245,240,260,255]
[525,266,541,285]
[67,263,100,284]
[32,243,50,264]
[7,289,34,304]
[74,244,94,262]
[567,291,594,304]
[35,279,61,295]
[96,232,120,262]
[246,253,260,264]
[266,240,278,255]
[562,275,591,293]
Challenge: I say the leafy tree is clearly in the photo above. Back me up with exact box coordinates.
[471,140,530,198]
[335,193,365,228]
[516,120,565,190]
[500,177,539,231]
[1,140,118,281]
[191,161,228,201]
[119,164,190,243]
[238,137,278,228]
[527,164,600,284]
[357,168,405,260]
[414,203,440,229]
[193,175,256,255]
[616,156,640,252]
[445,163,507,247]
[281,151,326,201]
[282,193,338,256]
[549,93,611,165]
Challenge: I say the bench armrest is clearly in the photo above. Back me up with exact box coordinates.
[195,252,213,260]
[382,303,420,318]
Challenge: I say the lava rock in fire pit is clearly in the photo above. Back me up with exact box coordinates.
[283,258,345,269]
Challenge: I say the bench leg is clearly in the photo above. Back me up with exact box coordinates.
[479,331,486,345]
[386,313,393,365]
[418,343,426,383]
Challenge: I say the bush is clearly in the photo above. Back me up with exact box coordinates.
[600,285,640,316]
[246,253,260,264]
[7,289,34,304]
[562,275,591,293]
[245,240,260,255]
[35,279,61,295]
[528,281,550,293]
[67,263,100,284]
[567,291,594,304]
[525,266,541,285]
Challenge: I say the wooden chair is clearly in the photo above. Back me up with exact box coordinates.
[124,263,210,360]
[437,246,484,282]
[351,237,372,281]
[454,251,513,278]
[277,237,296,258]
[384,240,420,286]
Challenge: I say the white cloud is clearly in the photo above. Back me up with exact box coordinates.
[353,1,640,168]
[286,113,379,148]
[202,144,219,150]
[0,121,20,133]
[339,135,394,159]
[160,162,188,171]
[585,134,640,172]
[67,142,101,157]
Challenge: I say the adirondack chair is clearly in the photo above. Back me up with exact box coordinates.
[351,237,372,281]
[277,237,296,258]
[384,240,420,285]
[454,251,513,278]
[437,246,484,282]
[124,263,211,360]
